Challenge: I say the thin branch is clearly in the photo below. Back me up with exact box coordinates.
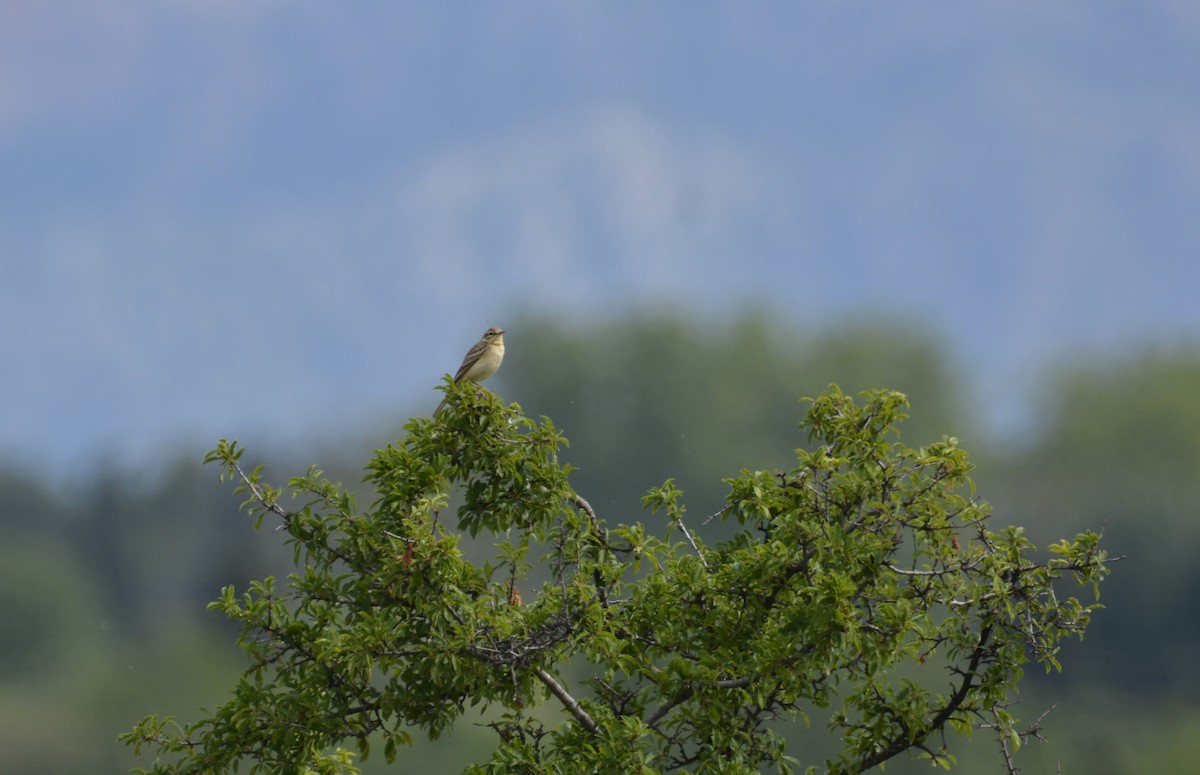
[534,668,599,735]
[645,674,755,730]
[702,504,731,525]
[885,564,945,576]
[715,675,754,690]
[569,493,598,525]
[232,461,295,525]
[855,621,995,772]
[569,493,613,607]
[979,703,1057,775]
[646,686,693,729]
[674,517,709,571]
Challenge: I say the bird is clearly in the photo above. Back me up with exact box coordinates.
[436,327,505,414]
[453,326,506,384]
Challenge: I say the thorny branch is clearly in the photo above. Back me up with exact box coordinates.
[979,703,1057,775]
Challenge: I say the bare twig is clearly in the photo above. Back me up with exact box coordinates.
[232,461,294,525]
[674,517,709,571]
[885,564,945,576]
[979,703,1057,775]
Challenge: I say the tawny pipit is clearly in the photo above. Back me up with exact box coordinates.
[437,327,505,414]
[454,327,505,383]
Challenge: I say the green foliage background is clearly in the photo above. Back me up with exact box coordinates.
[1,310,1194,773]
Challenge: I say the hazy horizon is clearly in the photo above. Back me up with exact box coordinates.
[3,3,1198,472]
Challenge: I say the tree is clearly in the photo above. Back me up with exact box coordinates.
[123,383,1110,774]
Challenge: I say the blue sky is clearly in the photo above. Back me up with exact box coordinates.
[2,2,1198,472]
